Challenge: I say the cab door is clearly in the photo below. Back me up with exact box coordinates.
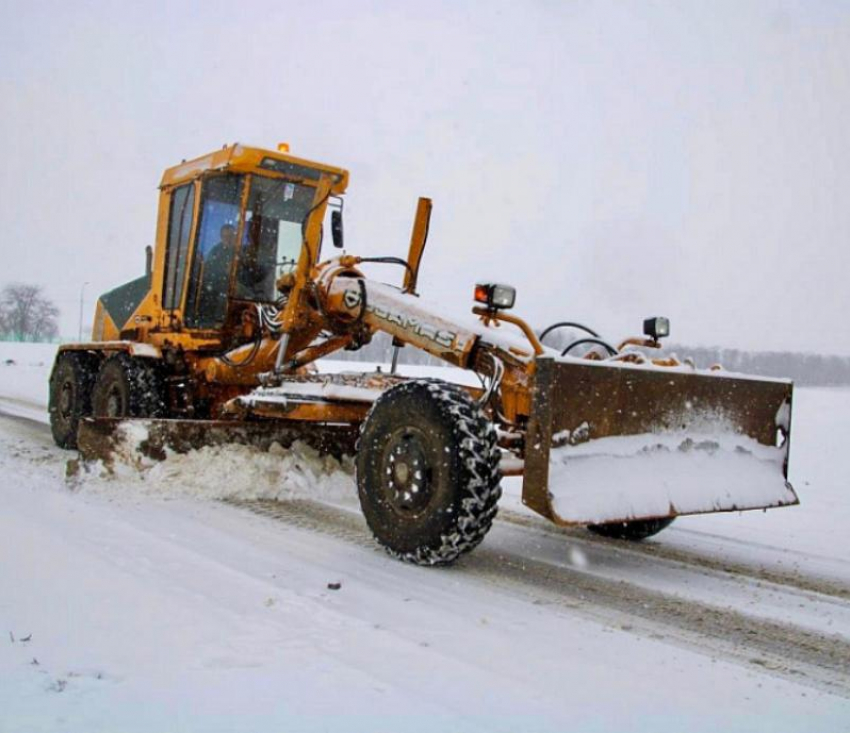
[183,174,245,330]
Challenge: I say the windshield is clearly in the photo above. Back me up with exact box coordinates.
[235,175,317,302]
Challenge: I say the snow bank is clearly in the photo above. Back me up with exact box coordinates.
[75,426,357,506]
[0,342,57,409]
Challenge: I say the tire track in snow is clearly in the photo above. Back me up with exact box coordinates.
[0,401,50,432]
[229,497,850,698]
[496,507,850,602]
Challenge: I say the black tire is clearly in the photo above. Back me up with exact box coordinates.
[49,352,97,449]
[91,353,165,419]
[356,380,502,566]
[587,517,675,541]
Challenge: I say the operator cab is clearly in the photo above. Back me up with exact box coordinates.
[179,172,316,329]
[156,144,349,340]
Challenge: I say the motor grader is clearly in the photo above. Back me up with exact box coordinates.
[49,143,798,565]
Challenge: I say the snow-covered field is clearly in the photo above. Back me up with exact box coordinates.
[1,342,849,733]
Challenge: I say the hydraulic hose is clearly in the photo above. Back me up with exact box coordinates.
[539,321,600,343]
[561,337,618,358]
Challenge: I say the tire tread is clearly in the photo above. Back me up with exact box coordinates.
[358,379,502,566]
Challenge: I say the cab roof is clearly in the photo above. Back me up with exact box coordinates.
[159,144,349,194]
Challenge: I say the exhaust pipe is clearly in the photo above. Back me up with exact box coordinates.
[145,245,153,284]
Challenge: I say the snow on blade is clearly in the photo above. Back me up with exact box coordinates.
[548,430,797,525]
[554,350,795,383]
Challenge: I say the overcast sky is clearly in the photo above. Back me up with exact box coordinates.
[1,0,848,354]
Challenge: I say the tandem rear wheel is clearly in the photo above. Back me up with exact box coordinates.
[48,352,98,449]
[91,353,165,419]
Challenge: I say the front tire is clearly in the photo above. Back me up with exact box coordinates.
[356,380,502,566]
[587,517,675,541]
[91,354,165,419]
[49,352,97,449]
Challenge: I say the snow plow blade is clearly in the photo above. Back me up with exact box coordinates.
[523,356,798,526]
[76,417,359,465]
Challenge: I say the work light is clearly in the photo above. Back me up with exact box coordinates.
[643,316,670,340]
[474,283,516,310]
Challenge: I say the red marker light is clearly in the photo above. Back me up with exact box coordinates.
[474,284,491,304]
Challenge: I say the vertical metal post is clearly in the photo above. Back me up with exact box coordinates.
[390,344,401,374]
[78,281,89,342]
[274,332,290,374]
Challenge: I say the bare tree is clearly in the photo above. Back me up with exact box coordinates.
[0,283,60,342]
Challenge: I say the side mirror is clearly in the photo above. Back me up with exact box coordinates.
[331,210,344,249]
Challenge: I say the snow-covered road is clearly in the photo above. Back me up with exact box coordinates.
[1,344,849,732]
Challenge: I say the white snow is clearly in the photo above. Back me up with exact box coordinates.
[0,342,56,410]
[546,431,796,524]
[1,343,849,732]
[79,433,356,506]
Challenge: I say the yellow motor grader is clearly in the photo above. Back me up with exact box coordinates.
[49,143,798,565]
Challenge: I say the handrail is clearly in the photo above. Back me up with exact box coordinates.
[472,307,545,356]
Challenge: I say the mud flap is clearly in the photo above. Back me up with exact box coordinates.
[77,417,359,465]
[523,356,798,526]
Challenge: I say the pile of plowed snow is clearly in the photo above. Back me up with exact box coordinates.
[72,424,357,506]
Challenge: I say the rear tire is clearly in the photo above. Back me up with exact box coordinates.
[587,517,675,541]
[91,354,165,419]
[49,352,97,449]
[356,380,502,566]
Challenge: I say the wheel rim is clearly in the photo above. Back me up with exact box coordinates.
[383,428,434,515]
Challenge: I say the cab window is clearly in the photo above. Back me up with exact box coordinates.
[235,176,316,302]
[162,183,195,311]
[184,175,244,329]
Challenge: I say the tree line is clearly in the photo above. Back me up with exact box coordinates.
[0,283,60,342]
[658,344,850,387]
[333,330,850,387]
